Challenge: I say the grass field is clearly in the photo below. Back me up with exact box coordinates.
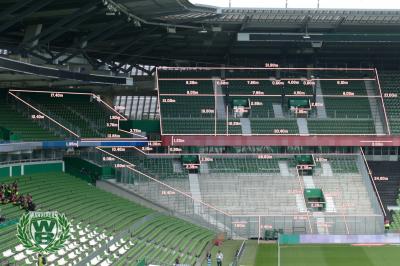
[242,243,400,266]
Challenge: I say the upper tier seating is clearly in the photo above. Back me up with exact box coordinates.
[320,80,368,96]
[379,72,400,134]
[308,119,375,134]
[160,96,215,118]
[17,93,126,138]
[0,99,59,141]
[323,98,372,119]
[158,70,377,135]
[158,80,214,94]
[162,118,242,134]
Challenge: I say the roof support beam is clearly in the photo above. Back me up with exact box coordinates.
[21,2,99,48]
[54,20,126,63]
[103,27,159,63]
[0,0,55,33]
[113,34,169,72]
[0,0,35,21]
[132,64,151,75]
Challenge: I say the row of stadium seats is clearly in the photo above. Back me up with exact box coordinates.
[379,72,400,134]
[116,154,189,180]
[250,119,299,134]
[307,120,376,134]
[329,157,360,173]
[16,93,125,138]
[320,80,367,96]
[208,157,280,173]
[160,96,215,118]
[223,80,314,95]
[324,98,372,119]
[162,118,242,134]
[162,118,376,135]
[158,80,214,94]
[0,99,59,141]
[0,172,214,265]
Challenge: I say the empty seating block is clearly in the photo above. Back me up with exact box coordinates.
[158,80,213,94]
[323,98,372,119]
[308,119,375,134]
[160,96,215,118]
[320,80,367,96]
[162,118,242,134]
[208,157,280,173]
[250,119,299,134]
[19,93,125,138]
[380,72,400,134]
[0,100,59,141]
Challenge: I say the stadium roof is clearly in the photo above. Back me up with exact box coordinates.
[1,0,400,69]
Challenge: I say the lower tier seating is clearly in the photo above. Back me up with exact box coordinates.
[0,172,214,265]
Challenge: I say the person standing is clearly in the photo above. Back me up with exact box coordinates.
[216,250,223,266]
[207,252,212,266]
[37,254,46,266]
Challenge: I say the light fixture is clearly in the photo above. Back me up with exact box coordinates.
[211,26,222,32]
[198,25,208,34]
[303,23,311,39]
[167,27,176,34]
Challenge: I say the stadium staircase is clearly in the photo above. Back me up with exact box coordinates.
[315,80,328,118]
[364,80,385,134]
[213,79,226,119]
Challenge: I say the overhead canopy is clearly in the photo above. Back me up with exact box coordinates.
[2,0,400,69]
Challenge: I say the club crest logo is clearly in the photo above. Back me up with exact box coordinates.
[17,211,70,254]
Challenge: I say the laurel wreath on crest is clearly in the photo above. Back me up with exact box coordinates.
[17,213,70,254]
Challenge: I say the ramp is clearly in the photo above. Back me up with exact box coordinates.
[296,194,307,212]
[313,213,329,234]
[199,162,209,174]
[240,118,252,135]
[189,174,202,215]
[315,80,328,118]
[302,175,315,189]
[297,118,309,135]
[173,160,183,173]
[213,79,226,119]
[365,80,385,135]
[321,162,333,177]
[278,161,290,176]
[272,103,284,118]
[325,196,337,213]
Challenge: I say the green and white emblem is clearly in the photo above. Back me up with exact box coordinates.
[17,211,70,254]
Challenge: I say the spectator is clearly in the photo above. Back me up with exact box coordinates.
[0,182,34,211]
[37,253,46,266]
[206,252,211,266]
[384,218,390,231]
[216,250,223,266]
[175,257,180,266]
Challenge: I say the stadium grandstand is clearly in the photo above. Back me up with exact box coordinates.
[1,0,400,265]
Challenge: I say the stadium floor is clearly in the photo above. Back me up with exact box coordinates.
[251,244,400,266]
